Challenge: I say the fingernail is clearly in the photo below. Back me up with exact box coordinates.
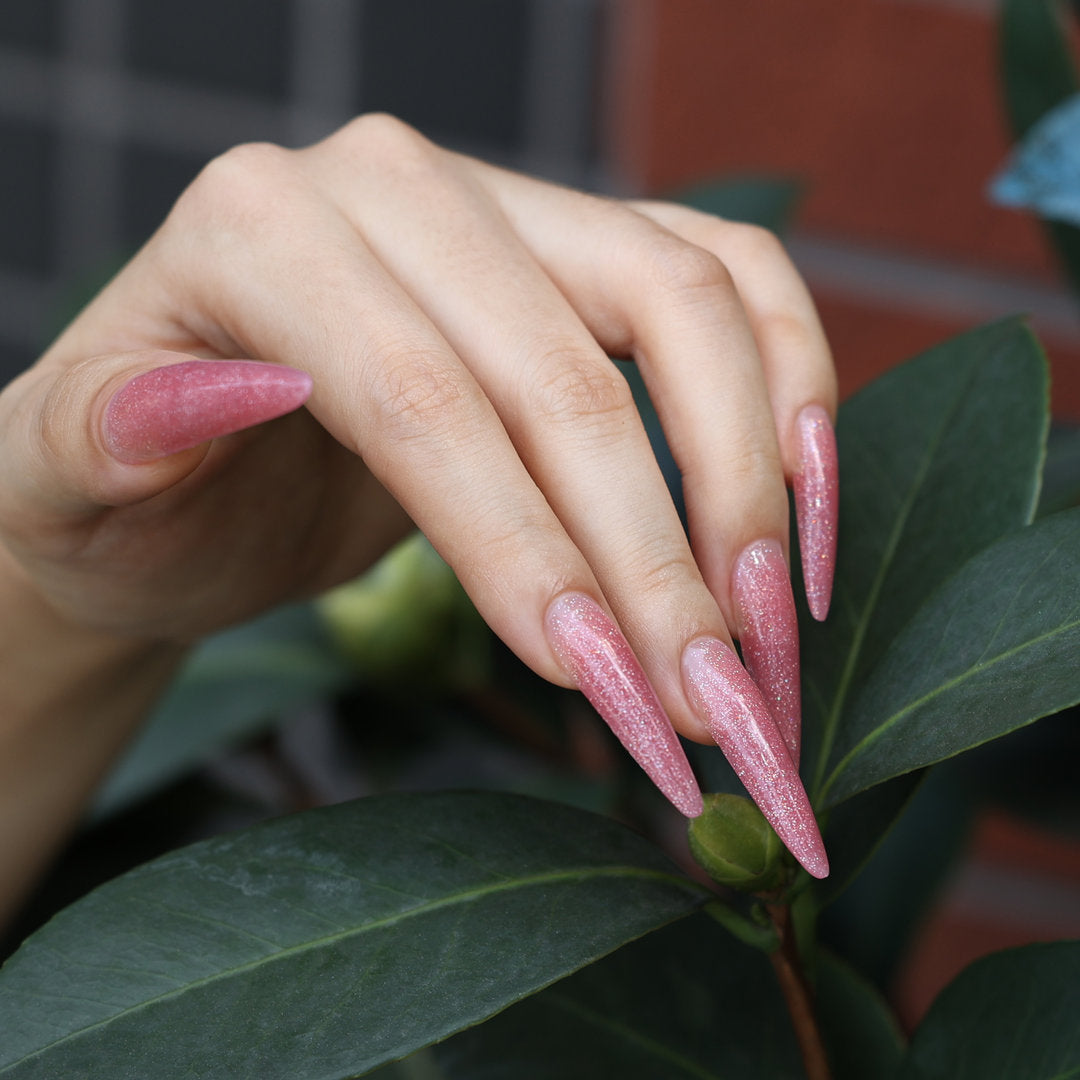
[682,637,828,878]
[545,592,704,818]
[732,539,802,764]
[794,405,838,621]
[103,360,313,464]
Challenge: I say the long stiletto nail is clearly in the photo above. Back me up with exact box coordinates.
[103,360,313,464]
[682,638,828,878]
[732,539,802,764]
[793,405,838,621]
[545,593,704,818]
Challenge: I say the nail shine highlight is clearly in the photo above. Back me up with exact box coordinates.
[794,405,838,622]
[103,359,313,465]
[545,593,703,818]
[682,637,828,879]
[732,539,802,763]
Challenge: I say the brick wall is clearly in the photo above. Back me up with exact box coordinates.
[602,0,1080,418]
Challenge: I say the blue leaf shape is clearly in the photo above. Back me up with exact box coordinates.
[990,92,1080,226]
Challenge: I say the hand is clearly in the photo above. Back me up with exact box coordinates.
[0,115,836,876]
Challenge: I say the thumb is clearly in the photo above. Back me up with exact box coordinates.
[0,351,312,520]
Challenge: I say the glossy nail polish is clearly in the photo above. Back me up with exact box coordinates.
[103,360,313,464]
[732,539,801,764]
[682,637,828,878]
[545,593,704,818]
[793,404,838,621]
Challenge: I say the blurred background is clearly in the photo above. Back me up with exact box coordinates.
[3,0,1080,415]
[2,0,1078,1032]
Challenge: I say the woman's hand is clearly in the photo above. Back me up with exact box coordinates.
[0,115,837,878]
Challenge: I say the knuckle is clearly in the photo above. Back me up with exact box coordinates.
[365,351,468,444]
[471,514,565,572]
[726,221,786,263]
[682,441,782,513]
[632,549,703,599]
[330,113,436,172]
[172,141,294,233]
[759,308,813,352]
[531,359,633,426]
[647,240,733,297]
[727,441,781,485]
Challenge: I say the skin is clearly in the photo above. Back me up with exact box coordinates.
[0,115,836,926]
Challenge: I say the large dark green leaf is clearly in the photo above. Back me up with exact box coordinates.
[816,772,926,906]
[0,793,708,1079]
[818,769,973,991]
[804,319,1048,798]
[437,914,903,1080]
[821,506,1080,805]
[816,949,906,1080]
[898,941,1080,1079]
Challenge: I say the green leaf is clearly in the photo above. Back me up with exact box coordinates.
[805,318,1048,797]
[999,0,1080,295]
[1000,0,1077,139]
[436,914,903,1080]
[92,603,354,819]
[0,793,708,1079]
[898,941,1080,1079]
[816,771,926,906]
[1039,424,1080,516]
[817,950,906,1080]
[819,769,973,991]
[674,176,804,233]
[822,506,1080,805]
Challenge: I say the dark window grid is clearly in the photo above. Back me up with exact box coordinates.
[0,0,605,382]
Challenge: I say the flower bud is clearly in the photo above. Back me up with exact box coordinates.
[688,792,786,892]
[317,532,488,694]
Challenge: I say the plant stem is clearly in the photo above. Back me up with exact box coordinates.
[767,903,831,1080]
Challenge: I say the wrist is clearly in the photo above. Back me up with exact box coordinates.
[0,541,186,928]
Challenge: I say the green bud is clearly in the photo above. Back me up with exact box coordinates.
[317,532,488,693]
[688,793,786,892]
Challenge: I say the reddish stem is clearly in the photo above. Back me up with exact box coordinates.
[767,904,831,1080]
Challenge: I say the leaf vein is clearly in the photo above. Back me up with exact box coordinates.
[822,613,1080,802]
[2,864,706,1071]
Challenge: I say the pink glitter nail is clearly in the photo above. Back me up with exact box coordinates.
[103,360,312,464]
[545,593,703,818]
[793,404,838,622]
[682,637,828,878]
[732,540,802,765]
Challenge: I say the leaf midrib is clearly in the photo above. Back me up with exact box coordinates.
[2,864,707,1071]
[810,378,962,796]
[820,610,1080,805]
[811,337,1041,800]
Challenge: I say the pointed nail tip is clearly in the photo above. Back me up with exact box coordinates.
[652,768,704,818]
